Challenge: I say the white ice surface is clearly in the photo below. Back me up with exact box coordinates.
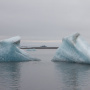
[52,33,90,64]
[0,36,40,61]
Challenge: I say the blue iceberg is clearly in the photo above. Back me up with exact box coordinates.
[0,36,40,61]
[52,33,90,64]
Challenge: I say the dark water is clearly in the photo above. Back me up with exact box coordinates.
[0,49,90,90]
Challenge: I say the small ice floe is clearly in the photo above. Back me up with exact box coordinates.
[26,49,36,51]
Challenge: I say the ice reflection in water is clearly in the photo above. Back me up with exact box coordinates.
[0,62,21,90]
[54,62,90,90]
[0,49,90,90]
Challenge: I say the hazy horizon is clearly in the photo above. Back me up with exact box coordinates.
[0,0,90,46]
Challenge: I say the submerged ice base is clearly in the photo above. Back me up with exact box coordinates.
[0,36,40,61]
[52,33,90,64]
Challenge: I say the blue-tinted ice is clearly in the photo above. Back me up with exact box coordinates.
[52,33,90,64]
[0,36,40,61]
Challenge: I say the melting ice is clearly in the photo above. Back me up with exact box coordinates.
[52,33,90,64]
[0,36,40,61]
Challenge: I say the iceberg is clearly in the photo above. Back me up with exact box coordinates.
[3,36,21,46]
[52,33,90,64]
[0,36,40,61]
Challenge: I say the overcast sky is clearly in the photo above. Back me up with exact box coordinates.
[0,0,90,46]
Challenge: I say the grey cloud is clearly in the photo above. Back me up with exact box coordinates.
[0,0,90,41]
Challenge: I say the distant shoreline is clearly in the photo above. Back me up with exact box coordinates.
[20,47,58,49]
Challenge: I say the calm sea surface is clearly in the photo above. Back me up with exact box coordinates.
[0,49,90,90]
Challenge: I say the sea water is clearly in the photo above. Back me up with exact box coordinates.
[0,49,90,90]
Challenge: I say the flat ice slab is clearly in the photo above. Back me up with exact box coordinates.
[52,33,90,64]
[0,36,40,61]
